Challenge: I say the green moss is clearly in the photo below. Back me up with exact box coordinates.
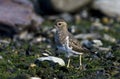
[0,20,120,79]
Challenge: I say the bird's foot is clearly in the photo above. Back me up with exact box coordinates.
[67,65,69,68]
[75,65,83,70]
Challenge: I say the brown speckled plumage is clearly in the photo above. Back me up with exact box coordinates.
[54,19,89,68]
[55,19,88,53]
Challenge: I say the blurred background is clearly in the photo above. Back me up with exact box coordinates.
[0,0,120,37]
[0,0,120,79]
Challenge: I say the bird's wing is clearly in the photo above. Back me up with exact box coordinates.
[68,32,89,53]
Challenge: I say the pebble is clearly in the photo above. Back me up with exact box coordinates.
[42,53,49,56]
[81,39,93,48]
[0,39,10,44]
[106,52,114,58]
[75,33,101,39]
[91,21,109,31]
[19,31,34,40]
[80,9,88,19]
[103,34,116,43]
[30,77,41,79]
[30,63,36,68]
[69,25,76,33]
[31,37,42,44]
[98,47,111,51]
[0,55,3,59]
[60,13,73,22]
[93,39,103,47]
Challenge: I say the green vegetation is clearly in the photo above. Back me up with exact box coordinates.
[0,20,120,79]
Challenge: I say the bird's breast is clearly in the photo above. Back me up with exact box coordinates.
[56,30,68,45]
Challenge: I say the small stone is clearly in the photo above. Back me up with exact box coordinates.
[103,34,116,43]
[75,33,101,39]
[68,25,76,33]
[35,54,40,58]
[14,74,30,79]
[42,53,49,56]
[14,51,18,54]
[0,55,3,59]
[30,77,41,79]
[106,52,114,58]
[81,40,93,48]
[98,47,111,51]
[93,39,103,47]
[31,37,42,44]
[80,9,88,19]
[113,62,120,66]
[60,13,73,22]
[102,17,110,24]
[30,63,36,68]
[47,45,51,48]
[91,21,109,31]
[19,31,34,40]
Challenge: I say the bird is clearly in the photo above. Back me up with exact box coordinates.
[54,19,89,68]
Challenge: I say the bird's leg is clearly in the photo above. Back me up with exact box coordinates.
[67,58,71,68]
[79,54,82,66]
[79,53,83,69]
[65,36,73,68]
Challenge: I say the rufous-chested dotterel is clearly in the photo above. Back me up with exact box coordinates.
[54,19,89,68]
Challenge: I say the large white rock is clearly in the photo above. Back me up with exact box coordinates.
[93,0,120,17]
[37,56,65,66]
[0,0,43,36]
[52,0,91,12]
[35,0,91,14]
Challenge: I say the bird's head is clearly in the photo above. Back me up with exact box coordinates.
[54,19,67,31]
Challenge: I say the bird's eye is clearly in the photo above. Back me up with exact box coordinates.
[58,23,61,26]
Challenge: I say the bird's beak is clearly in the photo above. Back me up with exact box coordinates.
[54,25,59,30]
[51,28,57,32]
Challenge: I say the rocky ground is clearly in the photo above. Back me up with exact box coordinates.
[0,0,120,79]
[0,19,120,79]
